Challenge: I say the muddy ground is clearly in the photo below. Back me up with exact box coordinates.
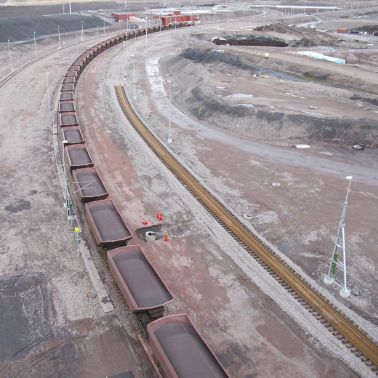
[73,7,377,377]
[167,26,378,147]
[75,32,364,377]
[124,7,378,326]
[0,29,150,377]
[1,2,378,377]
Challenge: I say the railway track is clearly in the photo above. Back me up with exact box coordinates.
[0,31,122,90]
[115,85,378,369]
[0,54,50,89]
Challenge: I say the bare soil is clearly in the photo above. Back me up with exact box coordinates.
[1,3,378,377]
[150,22,378,326]
[0,31,148,378]
[75,40,363,377]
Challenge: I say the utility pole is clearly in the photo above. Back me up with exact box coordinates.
[46,72,51,110]
[69,0,72,14]
[8,40,13,72]
[167,79,172,143]
[58,25,61,48]
[132,53,136,100]
[33,31,37,57]
[81,20,84,41]
[324,176,353,297]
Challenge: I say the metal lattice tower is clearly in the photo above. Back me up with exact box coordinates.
[324,176,353,297]
[62,141,82,252]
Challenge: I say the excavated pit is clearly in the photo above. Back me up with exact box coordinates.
[135,223,166,242]
[168,40,378,147]
[213,35,288,47]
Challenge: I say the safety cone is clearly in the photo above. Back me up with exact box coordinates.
[157,213,164,222]
[164,233,169,241]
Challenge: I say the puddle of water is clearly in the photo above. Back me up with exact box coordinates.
[5,199,31,213]
[226,93,254,100]
[144,57,378,184]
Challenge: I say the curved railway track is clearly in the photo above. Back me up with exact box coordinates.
[114,86,378,369]
[0,31,122,90]
[0,54,51,89]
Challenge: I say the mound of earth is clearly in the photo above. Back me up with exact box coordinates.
[352,24,378,33]
[254,22,341,47]
[213,34,288,47]
[167,46,378,147]
[254,22,295,34]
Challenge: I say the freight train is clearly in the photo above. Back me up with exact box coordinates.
[58,24,228,378]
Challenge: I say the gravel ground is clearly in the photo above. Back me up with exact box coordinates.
[75,14,376,378]
[0,2,377,377]
[140,17,378,324]
[0,33,147,378]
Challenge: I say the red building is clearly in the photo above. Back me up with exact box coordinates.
[111,12,134,22]
[161,12,199,27]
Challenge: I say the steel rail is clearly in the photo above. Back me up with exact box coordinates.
[115,85,378,368]
[0,53,52,89]
[0,30,123,90]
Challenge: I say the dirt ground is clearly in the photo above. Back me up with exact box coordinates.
[120,10,378,323]
[1,2,378,378]
[75,39,361,378]
[0,32,150,378]
[150,25,378,325]
[76,9,377,378]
